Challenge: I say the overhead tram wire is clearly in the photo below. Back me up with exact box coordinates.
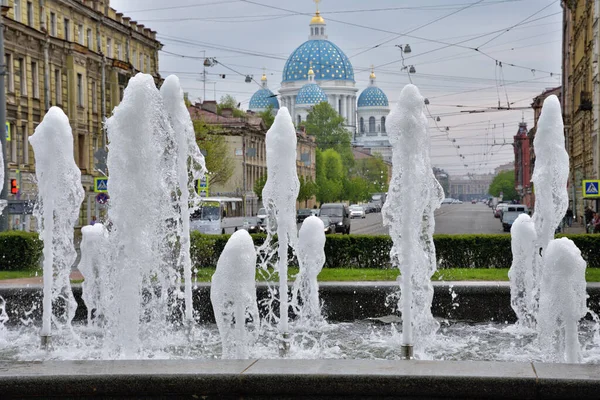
[348,0,486,60]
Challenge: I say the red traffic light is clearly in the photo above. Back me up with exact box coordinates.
[10,179,18,195]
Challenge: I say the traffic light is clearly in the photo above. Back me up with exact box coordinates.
[10,179,17,195]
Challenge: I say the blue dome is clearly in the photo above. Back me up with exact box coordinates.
[249,88,279,110]
[296,83,328,105]
[283,40,354,83]
[358,86,389,107]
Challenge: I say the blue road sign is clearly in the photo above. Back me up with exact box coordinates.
[94,177,108,193]
[583,180,600,198]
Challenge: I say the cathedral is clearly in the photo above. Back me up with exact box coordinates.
[248,4,392,161]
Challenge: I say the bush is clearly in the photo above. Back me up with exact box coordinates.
[189,233,600,270]
[0,231,43,271]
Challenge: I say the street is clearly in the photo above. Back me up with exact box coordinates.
[349,202,505,235]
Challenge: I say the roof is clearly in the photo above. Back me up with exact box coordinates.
[358,86,389,107]
[249,88,280,110]
[282,39,354,83]
[296,83,328,105]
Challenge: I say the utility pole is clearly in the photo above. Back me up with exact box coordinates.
[0,4,9,231]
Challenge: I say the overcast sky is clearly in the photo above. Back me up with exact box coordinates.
[111,0,562,176]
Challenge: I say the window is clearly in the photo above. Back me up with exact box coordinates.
[359,117,364,133]
[10,124,17,163]
[87,28,92,49]
[21,124,28,164]
[106,38,112,57]
[26,1,33,27]
[320,27,324,35]
[369,116,376,133]
[139,53,143,72]
[117,43,122,60]
[31,61,38,98]
[63,18,70,41]
[146,55,150,73]
[54,69,61,105]
[5,54,13,93]
[50,12,56,36]
[18,58,26,96]
[14,0,21,23]
[381,117,386,134]
[132,49,136,69]
[77,73,84,107]
[78,134,87,170]
[78,23,84,45]
[92,80,97,112]
[297,115,301,126]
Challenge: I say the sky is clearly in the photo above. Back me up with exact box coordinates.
[111,0,563,176]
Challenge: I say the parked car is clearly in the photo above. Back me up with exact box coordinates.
[310,208,320,216]
[319,203,351,234]
[318,215,336,234]
[297,208,312,223]
[441,198,454,204]
[257,207,267,225]
[471,199,477,204]
[501,205,529,232]
[349,205,366,219]
[241,217,266,234]
[494,203,509,219]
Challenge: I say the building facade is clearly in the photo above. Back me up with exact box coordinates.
[562,0,596,219]
[189,102,317,213]
[449,174,494,201]
[3,0,161,229]
[513,121,531,206]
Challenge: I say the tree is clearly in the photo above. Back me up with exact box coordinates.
[193,119,234,186]
[305,102,354,169]
[253,174,267,201]
[217,94,246,118]
[352,154,389,193]
[343,177,370,204]
[488,170,518,201]
[315,148,345,204]
[298,175,317,207]
[258,104,275,129]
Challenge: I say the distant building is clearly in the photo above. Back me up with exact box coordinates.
[449,174,493,201]
[494,162,514,175]
[188,102,317,213]
[514,121,530,206]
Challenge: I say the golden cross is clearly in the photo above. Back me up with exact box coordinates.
[314,0,321,13]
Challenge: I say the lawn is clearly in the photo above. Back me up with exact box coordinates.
[4,268,600,282]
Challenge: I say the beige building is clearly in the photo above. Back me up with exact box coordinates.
[2,0,161,229]
[449,174,494,201]
[188,101,318,213]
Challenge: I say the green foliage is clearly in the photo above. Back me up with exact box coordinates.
[316,148,345,203]
[257,104,275,129]
[352,154,389,193]
[0,231,43,271]
[298,175,317,207]
[217,94,246,117]
[193,119,234,186]
[188,233,600,270]
[489,170,518,201]
[254,174,267,201]
[343,177,370,204]
[305,102,354,169]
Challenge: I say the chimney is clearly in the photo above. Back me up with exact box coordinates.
[221,107,233,118]
[201,100,217,114]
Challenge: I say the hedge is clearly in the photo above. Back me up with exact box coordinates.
[0,231,43,270]
[2,231,600,272]
[191,233,600,270]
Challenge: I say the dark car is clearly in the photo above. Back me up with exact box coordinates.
[241,217,265,234]
[297,208,312,223]
[318,215,336,234]
[319,203,351,234]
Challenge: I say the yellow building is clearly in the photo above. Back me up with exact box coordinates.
[2,0,161,229]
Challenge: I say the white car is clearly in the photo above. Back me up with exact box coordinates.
[349,205,366,219]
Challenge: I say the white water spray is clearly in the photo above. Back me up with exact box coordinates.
[160,75,207,323]
[211,230,259,359]
[29,107,84,338]
[538,238,587,363]
[104,73,180,356]
[78,223,110,326]
[508,214,537,328]
[382,84,443,355]
[262,107,299,344]
[292,216,326,325]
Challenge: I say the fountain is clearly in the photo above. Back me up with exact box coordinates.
[382,84,444,358]
[0,78,599,398]
[29,106,85,347]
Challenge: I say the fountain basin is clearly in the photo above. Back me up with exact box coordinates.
[1,281,599,324]
[1,359,599,399]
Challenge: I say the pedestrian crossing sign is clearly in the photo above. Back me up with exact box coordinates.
[94,177,108,193]
[583,180,600,198]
